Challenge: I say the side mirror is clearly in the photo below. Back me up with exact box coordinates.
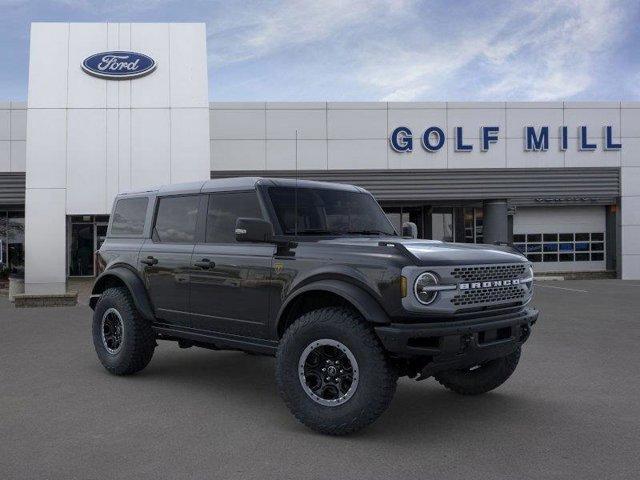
[402,221,418,239]
[235,217,274,243]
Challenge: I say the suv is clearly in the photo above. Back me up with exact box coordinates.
[90,177,538,435]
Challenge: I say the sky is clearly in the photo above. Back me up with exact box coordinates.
[0,0,639,102]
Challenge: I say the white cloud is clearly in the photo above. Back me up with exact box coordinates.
[358,0,627,101]
[208,0,412,66]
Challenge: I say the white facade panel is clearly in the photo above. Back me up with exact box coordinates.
[25,109,67,189]
[506,138,565,168]
[67,23,108,109]
[564,106,620,138]
[130,108,171,189]
[169,23,209,108]
[106,108,119,206]
[66,109,107,214]
[387,108,447,142]
[621,225,640,255]
[0,109,9,140]
[170,108,211,183]
[210,109,265,140]
[446,137,506,169]
[11,141,26,172]
[130,23,171,108]
[25,188,66,294]
[506,108,564,138]
[564,144,620,168]
[10,109,27,141]
[0,141,9,171]
[621,138,640,166]
[27,23,68,108]
[621,107,640,138]
[117,23,132,109]
[117,109,132,191]
[447,108,506,141]
[621,166,640,196]
[389,144,446,170]
[328,139,387,169]
[328,109,386,139]
[266,139,328,170]
[211,140,265,170]
[266,109,326,140]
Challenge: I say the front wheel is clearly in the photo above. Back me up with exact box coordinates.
[434,347,521,395]
[276,307,397,436]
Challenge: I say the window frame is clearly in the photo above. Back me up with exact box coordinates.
[151,193,203,245]
[108,196,150,239]
[203,190,266,245]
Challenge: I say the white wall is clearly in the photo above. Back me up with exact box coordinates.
[0,101,27,172]
[25,22,210,294]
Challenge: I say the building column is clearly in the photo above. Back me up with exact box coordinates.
[483,200,509,245]
[24,188,66,294]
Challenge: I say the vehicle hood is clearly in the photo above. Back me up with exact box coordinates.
[316,236,527,266]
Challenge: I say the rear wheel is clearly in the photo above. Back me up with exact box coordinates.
[92,287,156,375]
[276,307,397,436]
[434,347,521,395]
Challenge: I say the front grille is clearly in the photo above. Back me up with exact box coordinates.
[451,285,526,307]
[451,264,526,282]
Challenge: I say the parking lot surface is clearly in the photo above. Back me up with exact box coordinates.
[1,280,639,479]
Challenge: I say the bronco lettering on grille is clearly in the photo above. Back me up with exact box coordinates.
[459,279,521,290]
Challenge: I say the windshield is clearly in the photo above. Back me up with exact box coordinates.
[267,187,397,236]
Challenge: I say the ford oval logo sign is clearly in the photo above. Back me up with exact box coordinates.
[82,51,156,80]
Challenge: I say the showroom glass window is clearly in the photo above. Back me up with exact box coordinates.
[205,192,263,243]
[153,196,200,243]
[0,210,25,278]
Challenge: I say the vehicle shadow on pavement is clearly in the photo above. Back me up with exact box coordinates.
[126,346,558,441]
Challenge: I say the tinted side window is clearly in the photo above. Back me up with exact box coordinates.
[110,197,148,236]
[206,192,262,243]
[153,195,200,243]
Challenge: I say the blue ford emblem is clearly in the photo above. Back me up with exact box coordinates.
[82,51,156,80]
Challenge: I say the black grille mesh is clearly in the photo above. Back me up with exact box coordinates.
[452,285,526,307]
[451,264,526,282]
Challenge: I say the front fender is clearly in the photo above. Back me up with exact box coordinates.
[90,267,155,321]
[277,279,391,333]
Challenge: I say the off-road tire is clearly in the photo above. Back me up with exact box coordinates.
[434,347,521,395]
[276,307,397,436]
[92,287,156,375]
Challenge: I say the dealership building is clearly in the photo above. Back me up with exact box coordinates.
[1,22,640,296]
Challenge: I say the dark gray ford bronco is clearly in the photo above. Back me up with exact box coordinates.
[90,177,538,435]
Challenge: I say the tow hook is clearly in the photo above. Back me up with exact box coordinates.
[460,333,473,352]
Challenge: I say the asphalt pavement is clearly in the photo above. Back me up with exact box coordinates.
[1,280,639,479]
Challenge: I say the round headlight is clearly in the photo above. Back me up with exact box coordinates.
[414,272,439,305]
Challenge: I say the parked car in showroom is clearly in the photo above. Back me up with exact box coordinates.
[90,177,537,435]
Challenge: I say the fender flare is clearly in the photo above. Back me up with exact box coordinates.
[90,267,155,321]
[276,279,390,335]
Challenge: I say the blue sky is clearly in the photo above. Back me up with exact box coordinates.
[1,0,639,101]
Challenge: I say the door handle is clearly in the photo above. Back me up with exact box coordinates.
[194,258,215,269]
[141,256,158,266]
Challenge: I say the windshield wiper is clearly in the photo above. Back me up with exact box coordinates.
[288,229,341,235]
[346,230,395,236]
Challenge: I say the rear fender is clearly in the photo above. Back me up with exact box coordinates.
[90,267,155,321]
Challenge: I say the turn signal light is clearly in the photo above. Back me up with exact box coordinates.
[400,276,408,298]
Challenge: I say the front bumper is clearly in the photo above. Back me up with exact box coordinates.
[375,307,538,375]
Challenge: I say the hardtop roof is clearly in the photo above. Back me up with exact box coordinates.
[116,177,365,197]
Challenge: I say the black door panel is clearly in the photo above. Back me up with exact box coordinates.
[189,244,274,337]
[139,240,194,325]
